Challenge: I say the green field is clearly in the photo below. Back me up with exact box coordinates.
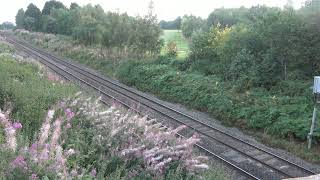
[161,30,189,59]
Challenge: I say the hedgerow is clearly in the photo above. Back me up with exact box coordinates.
[116,60,317,141]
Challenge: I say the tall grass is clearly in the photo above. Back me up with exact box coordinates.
[0,43,77,143]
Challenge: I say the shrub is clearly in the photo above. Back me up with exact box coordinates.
[165,41,178,58]
[116,60,318,141]
[228,49,256,91]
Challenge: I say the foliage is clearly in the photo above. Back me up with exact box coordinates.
[165,41,178,58]
[159,17,182,30]
[63,96,212,179]
[181,15,206,38]
[207,7,249,27]
[70,3,80,10]
[15,30,123,77]
[16,1,163,58]
[228,49,256,90]
[189,6,320,87]
[41,0,66,15]
[15,9,25,29]
[24,3,42,31]
[0,22,15,30]
[14,1,320,162]
[0,47,76,142]
[0,62,221,179]
[116,59,318,141]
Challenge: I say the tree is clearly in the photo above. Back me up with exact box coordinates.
[50,8,80,35]
[24,3,41,31]
[159,17,182,30]
[70,2,80,9]
[15,9,25,29]
[0,22,15,30]
[181,15,206,38]
[72,5,105,45]
[207,7,248,27]
[42,0,66,15]
[41,15,58,33]
[305,0,320,10]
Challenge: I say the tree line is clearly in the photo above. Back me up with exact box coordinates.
[15,0,163,57]
[178,0,320,90]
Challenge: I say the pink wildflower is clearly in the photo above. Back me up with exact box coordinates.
[5,126,17,150]
[39,144,50,161]
[11,155,28,170]
[64,108,75,120]
[50,118,62,154]
[12,122,22,129]
[31,173,38,180]
[38,110,55,146]
[0,112,5,120]
[91,168,97,177]
[65,148,75,157]
[66,123,72,129]
[58,101,66,108]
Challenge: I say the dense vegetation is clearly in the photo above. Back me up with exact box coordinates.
[13,0,320,162]
[116,2,320,160]
[118,2,320,142]
[16,1,163,58]
[0,43,76,143]
[0,42,224,179]
[0,22,15,30]
[159,17,182,30]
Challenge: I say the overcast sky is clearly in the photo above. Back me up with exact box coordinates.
[0,0,306,24]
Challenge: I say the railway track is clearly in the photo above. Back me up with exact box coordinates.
[5,35,319,180]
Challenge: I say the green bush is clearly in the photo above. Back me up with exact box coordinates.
[116,60,318,140]
[165,41,178,58]
[0,43,15,54]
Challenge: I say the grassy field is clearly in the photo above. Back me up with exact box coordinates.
[161,30,189,59]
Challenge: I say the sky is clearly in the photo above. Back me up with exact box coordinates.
[0,0,306,24]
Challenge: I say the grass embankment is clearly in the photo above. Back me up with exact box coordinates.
[0,43,77,142]
[15,30,120,77]
[0,41,226,179]
[161,30,189,59]
[14,30,320,164]
[0,42,76,178]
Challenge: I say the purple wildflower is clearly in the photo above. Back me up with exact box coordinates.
[64,108,75,120]
[66,123,72,129]
[31,173,38,180]
[12,122,22,129]
[29,143,38,155]
[58,101,66,108]
[11,155,28,170]
[91,168,97,177]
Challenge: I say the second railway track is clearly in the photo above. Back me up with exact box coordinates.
[5,35,319,180]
